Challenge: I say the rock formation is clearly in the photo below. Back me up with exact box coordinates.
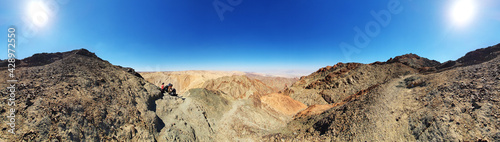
[1,43,499,141]
[140,70,246,94]
[265,43,500,141]
[0,49,164,141]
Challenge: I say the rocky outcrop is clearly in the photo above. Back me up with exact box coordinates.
[155,84,303,141]
[456,43,500,66]
[287,62,417,106]
[0,49,163,141]
[2,43,499,141]
[437,43,500,70]
[265,44,500,142]
[0,49,304,141]
[155,89,219,141]
[386,53,441,69]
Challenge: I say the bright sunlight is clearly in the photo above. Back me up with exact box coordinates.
[449,0,477,27]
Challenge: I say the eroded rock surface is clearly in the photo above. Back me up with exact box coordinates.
[1,43,499,142]
[266,43,500,142]
[0,49,163,141]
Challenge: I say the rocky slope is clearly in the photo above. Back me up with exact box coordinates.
[140,71,298,94]
[1,43,498,141]
[285,61,418,106]
[155,76,306,141]
[202,75,274,99]
[0,49,303,142]
[0,49,164,141]
[265,43,500,141]
[386,53,441,69]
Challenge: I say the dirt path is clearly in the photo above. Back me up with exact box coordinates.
[365,75,421,141]
[218,89,254,125]
[219,100,245,123]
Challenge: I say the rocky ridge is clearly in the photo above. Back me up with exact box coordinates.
[0,43,498,141]
[0,49,164,141]
[265,43,500,141]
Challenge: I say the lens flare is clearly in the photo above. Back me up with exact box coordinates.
[449,0,476,27]
[28,1,50,27]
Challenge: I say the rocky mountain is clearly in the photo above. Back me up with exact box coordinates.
[1,43,499,141]
[155,75,306,141]
[286,62,417,106]
[386,53,441,69]
[202,75,274,99]
[140,71,297,94]
[245,73,298,91]
[0,51,305,141]
[266,43,500,141]
[438,43,500,70]
[139,70,246,94]
[0,49,164,141]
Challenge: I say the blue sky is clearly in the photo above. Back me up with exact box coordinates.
[1,0,500,76]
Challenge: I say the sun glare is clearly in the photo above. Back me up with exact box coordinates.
[449,0,477,27]
[28,1,50,27]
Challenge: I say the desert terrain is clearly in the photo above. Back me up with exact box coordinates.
[0,43,499,141]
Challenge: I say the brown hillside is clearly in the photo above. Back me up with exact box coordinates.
[0,49,163,141]
[265,44,500,142]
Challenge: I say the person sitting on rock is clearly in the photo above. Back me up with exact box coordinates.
[166,83,177,96]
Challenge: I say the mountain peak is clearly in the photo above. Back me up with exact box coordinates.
[386,53,441,69]
[72,48,98,58]
[388,53,421,61]
[456,43,500,65]
[20,48,100,67]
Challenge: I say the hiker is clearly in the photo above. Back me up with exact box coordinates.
[166,83,177,96]
[160,83,165,93]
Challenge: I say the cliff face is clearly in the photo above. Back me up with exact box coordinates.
[0,49,164,141]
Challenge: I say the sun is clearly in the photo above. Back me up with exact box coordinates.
[28,1,51,27]
[449,0,477,27]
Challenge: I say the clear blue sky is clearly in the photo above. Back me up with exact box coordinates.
[1,0,500,76]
